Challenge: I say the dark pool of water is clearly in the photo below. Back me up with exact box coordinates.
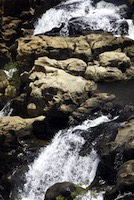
[97,80,134,105]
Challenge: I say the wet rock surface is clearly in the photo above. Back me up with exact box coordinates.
[44,182,84,200]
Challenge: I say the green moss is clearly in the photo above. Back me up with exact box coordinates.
[71,185,87,199]
[4,61,18,71]
[56,195,65,200]
[3,61,21,92]
[15,195,22,200]
[90,190,97,199]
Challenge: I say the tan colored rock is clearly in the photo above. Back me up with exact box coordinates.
[0,70,9,92]
[0,115,45,134]
[124,46,134,60]
[125,66,134,80]
[115,118,134,146]
[99,51,131,71]
[85,65,123,82]
[87,34,133,56]
[34,56,87,76]
[0,115,45,146]
[26,63,96,117]
[5,85,16,98]
[2,17,21,42]
[117,160,134,191]
[16,34,91,71]
[17,34,133,73]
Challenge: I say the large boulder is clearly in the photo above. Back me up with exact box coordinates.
[44,182,85,200]
[24,60,96,118]
[99,51,131,72]
[16,34,134,76]
[70,93,115,123]
[85,65,124,82]
[34,56,87,76]
[0,115,45,147]
[117,160,134,192]
[114,117,134,147]
[17,34,93,72]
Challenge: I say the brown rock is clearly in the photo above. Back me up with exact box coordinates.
[117,160,134,192]
[0,115,45,146]
[85,65,124,82]
[99,51,131,72]
[26,64,96,117]
[34,56,87,76]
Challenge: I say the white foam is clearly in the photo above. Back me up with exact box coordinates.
[34,0,133,40]
[20,115,111,200]
[0,101,13,117]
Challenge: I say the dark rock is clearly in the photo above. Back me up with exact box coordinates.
[44,182,84,200]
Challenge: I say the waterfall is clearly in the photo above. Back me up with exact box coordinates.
[0,101,13,116]
[34,0,134,39]
[19,115,112,200]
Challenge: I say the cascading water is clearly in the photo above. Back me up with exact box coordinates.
[0,101,13,116]
[19,115,112,200]
[34,0,134,39]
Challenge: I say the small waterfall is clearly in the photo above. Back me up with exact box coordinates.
[34,0,134,39]
[20,115,111,200]
[4,68,17,78]
[0,101,13,116]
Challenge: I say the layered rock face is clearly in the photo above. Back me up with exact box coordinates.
[13,34,134,123]
[17,34,134,81]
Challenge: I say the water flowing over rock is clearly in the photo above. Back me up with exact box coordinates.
[18,115,110,200]
[33,0,134,39]
[44,182,84,200]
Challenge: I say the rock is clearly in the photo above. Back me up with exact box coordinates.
[17,34,93,71]
[124,66,134,80]
[44,182,85,200]
[114,20,129,35]
[70,93,115,123]
[16,34,134,73]
[34,56,87,76]
[87,34,133,57]
[5,85,16,98]
[0,115,45,147]
[0,70,9,93]
[25,63,96,118]
[115,118,134,146]
[117,160,134,192]
[85,65,124,82]
[124,46,134,62]
[99,51,131,72]
[68,17,92,36]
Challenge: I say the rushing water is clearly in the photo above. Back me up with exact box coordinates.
[34,0,134,39]
[0,101,13,116]
[19,115,112,200]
